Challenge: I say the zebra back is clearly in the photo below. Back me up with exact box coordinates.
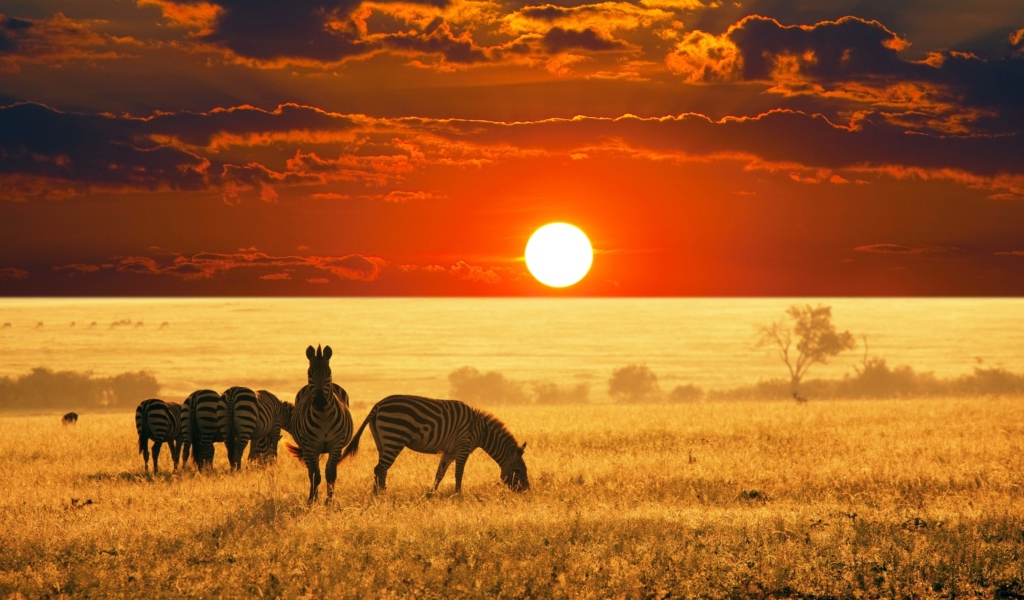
[186,389,224,468]
[135,398,181,447]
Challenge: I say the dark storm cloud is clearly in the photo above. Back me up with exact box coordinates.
[382,21,488,64]
[542,27,630,53]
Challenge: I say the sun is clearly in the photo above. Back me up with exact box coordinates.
[525,222,593,288]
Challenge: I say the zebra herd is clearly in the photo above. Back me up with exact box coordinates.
[135,344,530,503]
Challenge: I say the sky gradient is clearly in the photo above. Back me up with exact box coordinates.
[2,0,1023,296]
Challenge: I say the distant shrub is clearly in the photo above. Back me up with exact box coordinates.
[668,384,704,402]
[0,368,160,412]
[448,366,530,406]
[609,364,662,403]
[534,382,590,405]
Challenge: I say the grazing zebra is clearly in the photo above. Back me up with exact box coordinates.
[340,395,529,494]
[230,389,292,466]
[285,345,353,504]
[135,398,184,473]
[247,399,292,462]
[222,386,259,470]
[62,412,78,425]
[186,389,228,470]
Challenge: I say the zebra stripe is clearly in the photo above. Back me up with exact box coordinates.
[186,389,227,470]
[223,386,259,470]
[341,395,529,493]
[135,398,184,474]
[237,390,292,464]
[286,344,353,504]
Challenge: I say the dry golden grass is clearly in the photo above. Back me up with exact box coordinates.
[2,398,1023,599]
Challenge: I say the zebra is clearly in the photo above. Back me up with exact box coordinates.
[186,389,228,470]
[340,395,529,494]
[230,389,292,466]
[62,412,78,425]
[135,398,184,473]
[285,345,353,504]
[222,386,259,470]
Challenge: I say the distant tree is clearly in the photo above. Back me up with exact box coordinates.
[533,381,590,405]
[668,383,704,403]
[608,364,662,403]
[448,366,530,405]
[757,304,855,397]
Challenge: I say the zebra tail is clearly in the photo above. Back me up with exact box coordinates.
[189,399,202,467]
[138,405,151,454]
[284,442,304,462]
[340,413,371,462]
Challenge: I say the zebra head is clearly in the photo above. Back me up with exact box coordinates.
[305,344,334,408]
[279,401,294,433]
[500,442,529,492]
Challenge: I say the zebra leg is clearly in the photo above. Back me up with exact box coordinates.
[452,449,472,494]
[433,454,455,491]
[373,445,404,493]
[233,438,248,471]
[304,452,322,504]
[140,435,151,472]
[182,440,191,467]
[324,449,342,505]
[152,440,162,475]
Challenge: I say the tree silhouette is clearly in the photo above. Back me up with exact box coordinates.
[757,304,855,397]
[608,364,661,403]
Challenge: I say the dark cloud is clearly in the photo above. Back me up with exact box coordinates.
[0,267,29,281]
[0,102,209,197]
[156,0,451,65]
[57,251,385,282]
[542,27,630,53]
[854,244,957,254]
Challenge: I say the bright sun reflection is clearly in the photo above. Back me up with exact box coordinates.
[525,222,593,288]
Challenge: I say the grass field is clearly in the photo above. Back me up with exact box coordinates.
[1,398,1023,599]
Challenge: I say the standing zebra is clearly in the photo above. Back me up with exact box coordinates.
[186,389,228,470]
[286,345,353,504]
[340,395,529,494]
[135,398,184,473]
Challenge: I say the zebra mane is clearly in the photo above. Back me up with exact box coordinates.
[471,406,519,446]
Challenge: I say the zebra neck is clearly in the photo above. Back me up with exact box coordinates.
[478,420,517,467]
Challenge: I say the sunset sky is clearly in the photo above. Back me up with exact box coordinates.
[2,0,1023,296]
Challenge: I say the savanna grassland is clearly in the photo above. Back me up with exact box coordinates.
[2,399,1023,599]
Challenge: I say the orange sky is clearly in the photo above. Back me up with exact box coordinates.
[2,0,1024,295]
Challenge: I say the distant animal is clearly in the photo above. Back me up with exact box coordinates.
[186,389,228,470]
[134,399,185,473]
[1,322,10,329]
[62,412,78,425]
[135,321,144,328]
[285,345,353,504]
[793,392,808,404]
[89,322,97,328]
[35,322,43,328]
[341,395,529,494]
[69,321,75,328]
[159,322,170,329]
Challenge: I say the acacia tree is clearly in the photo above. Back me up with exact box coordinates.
[757,304,855,397]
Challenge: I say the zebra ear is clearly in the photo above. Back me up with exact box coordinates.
[306,345,315,360]
[323,346,332,361]
[519,442,527,454]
